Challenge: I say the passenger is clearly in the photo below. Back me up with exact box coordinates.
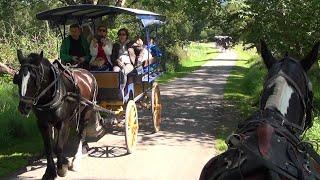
[89,25,113,71]
[111,28,135,74]
[111,28,136,97]
[60,24,90,69]
[131,37,153,67]
[148,37,162,57]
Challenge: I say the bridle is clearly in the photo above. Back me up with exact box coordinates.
[260,57,314,132]
[18,63,60,106]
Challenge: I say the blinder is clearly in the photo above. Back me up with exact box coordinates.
[13,72,20,85]
[260,57,314,132]
[18,63,45,106]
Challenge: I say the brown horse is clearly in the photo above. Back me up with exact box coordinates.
[13,50,100,179]
[200,41,320,180]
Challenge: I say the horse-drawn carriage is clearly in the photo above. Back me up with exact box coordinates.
[35,4,165,154]
[13,5,165,179]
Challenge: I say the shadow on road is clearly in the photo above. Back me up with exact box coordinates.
[138,63,245,148]
[88,146,128,158]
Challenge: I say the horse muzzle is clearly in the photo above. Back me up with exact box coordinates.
[18,101,32,116]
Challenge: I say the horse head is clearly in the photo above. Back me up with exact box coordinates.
[13,50,52,116]
[259,40,320,134]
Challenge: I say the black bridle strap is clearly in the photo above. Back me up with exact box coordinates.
[262,71,309,132]
[264,71,307,111]
[20,64,59,106]
[20,63,45,104]
[32,73,61,105]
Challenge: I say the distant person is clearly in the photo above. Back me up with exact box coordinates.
[89,25,113,71]
[60,24,90,69]
[148,37,162,57]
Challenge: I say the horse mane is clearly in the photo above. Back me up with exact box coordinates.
[27,52,52,67]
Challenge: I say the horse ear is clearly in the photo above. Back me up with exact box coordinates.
[301,42,320,71]
[260,39,277,69]
[17,49,25,64]
[39,50,43,60]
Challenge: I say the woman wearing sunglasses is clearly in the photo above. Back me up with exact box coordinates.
[111,28,136,73]
[111,28,137,96]
[89,25,113,71]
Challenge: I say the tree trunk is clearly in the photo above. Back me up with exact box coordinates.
[81,0,94,4]
[0,62,14,75]
[97,0,111,5]
[62,0,124,6]
[115,0,126,7]
[61,0,77,5]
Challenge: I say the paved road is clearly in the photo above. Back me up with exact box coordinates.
[12,49,237,180]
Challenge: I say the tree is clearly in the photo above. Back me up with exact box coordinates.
[222,0,320,59]
[60,0,126,6]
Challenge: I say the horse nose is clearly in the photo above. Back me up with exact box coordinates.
[18,102,32,115]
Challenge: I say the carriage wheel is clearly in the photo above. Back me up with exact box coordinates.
[152,82,162,133]
[125,100,139,154]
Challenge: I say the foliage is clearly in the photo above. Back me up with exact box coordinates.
[222,0,320,58]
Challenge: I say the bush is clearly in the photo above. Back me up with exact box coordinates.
[0,77,39,149]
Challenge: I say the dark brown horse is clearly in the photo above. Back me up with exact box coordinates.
[13,50,99,179]
[200,41,320,180]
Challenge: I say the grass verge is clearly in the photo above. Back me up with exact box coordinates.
[217,45,320,153]
[0,76,42,177]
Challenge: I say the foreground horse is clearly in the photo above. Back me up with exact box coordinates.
[13,50,99,179]
[200,41,320,180]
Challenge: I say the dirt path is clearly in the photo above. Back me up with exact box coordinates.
[11,49,237,180]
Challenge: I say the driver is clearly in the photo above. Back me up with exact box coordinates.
[60,24,90,69]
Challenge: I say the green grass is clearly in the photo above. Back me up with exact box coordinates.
[0,77,42,177]
[157,42,219,84]
[217,45,320,153]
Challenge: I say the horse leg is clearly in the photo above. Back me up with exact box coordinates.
[37,121,57,180]
[70,107,97,171]
[70,118,87,172]
[54,121,70,177]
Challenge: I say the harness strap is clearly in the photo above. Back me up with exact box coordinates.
[33,73,61,105]
[261,68,313,132]
[228,135,299,180]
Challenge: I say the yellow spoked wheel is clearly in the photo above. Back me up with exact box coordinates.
[152,82,162,133]
[125,100,139,154]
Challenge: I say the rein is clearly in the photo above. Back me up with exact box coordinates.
[260,60,313,132]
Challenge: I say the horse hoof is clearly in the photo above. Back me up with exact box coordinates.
[57,164,68,177]
[42,172,57,180]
